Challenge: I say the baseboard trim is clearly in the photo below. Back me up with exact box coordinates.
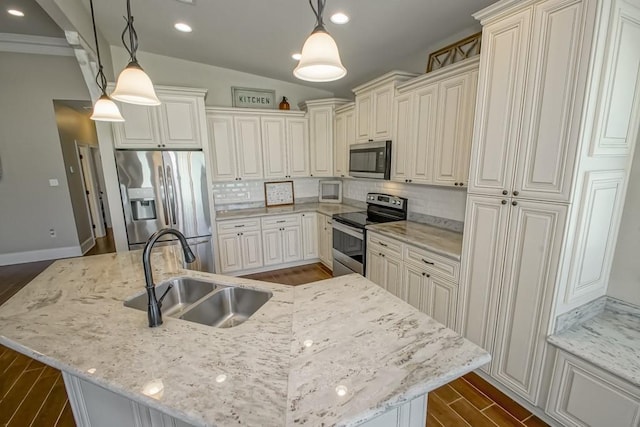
[0,246,82,266]
[80,237,95,255]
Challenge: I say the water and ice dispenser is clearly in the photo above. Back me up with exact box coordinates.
[128,188,157,221]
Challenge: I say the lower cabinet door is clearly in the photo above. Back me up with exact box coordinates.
[383,255,403,299]
[301,213,319,260]
[262,228,283,266]
[366,250,384,288]
[282,226,303,263]
[428,276,457,330]
[546,350,640,427]
[218,233,242,273]
[240,231,263,270]
[403,263,428,310]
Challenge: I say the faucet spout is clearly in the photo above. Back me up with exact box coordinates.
[142,228,196,328]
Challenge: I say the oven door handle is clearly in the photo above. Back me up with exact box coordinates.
[332,221,364,240]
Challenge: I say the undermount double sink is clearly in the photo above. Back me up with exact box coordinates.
[124,277,273,328]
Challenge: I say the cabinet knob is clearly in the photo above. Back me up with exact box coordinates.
[513,190,519,196]
[459,183,464,187]
[512,201,518,206]
[501,200,507,205]
[422,272,430,277]
[502,190,508,195]
[454,182,459,186]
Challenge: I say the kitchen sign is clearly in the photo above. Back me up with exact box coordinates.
[232,87,276,109]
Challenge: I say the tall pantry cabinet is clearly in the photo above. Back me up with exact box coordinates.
[460,0,640,407]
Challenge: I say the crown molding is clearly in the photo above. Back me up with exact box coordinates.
[0,33,74,56]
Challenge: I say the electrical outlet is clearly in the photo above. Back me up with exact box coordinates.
[49,228,56,237]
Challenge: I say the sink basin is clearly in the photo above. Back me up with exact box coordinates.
[124,277,217,317]
[180,287,273,328]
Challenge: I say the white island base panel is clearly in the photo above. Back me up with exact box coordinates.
[63,371,428,427]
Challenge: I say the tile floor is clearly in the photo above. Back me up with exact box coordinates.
[0,259,548,426]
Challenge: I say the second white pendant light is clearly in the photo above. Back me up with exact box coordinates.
[111,0,160,106]
[294,0,346,83]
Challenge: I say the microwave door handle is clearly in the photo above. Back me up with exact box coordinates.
[158,166,169,226]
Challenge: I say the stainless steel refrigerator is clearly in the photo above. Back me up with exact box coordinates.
[115,150,213,272]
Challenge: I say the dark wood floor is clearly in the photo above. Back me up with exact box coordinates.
[0,261,547,426]
[84,228,115,257]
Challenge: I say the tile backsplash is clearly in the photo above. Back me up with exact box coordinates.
[343,178,467,222]
[213,178,321,210]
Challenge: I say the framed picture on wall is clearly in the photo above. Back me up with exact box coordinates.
[264,181,294,207]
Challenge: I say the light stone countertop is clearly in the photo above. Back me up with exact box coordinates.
[215,202,363,221]
[547,300,640,387]
[366,221,463,261]
[0,247,490,426]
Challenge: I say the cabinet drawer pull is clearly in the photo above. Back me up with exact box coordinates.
[378,242,388,247]
[421,258,434,265]
[276,220,286,223]
[234,225,245,228]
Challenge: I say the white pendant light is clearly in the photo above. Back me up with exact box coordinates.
[294,0,346,82]
[110,0,160,106]
[88,0,124,122]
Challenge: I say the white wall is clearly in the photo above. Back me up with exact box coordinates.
[0,52,92,263]
[608,135,640,306]
[110,46,334,108]
[343,179,467,222]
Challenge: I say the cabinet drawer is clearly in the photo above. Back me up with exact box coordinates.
[217,219,261,233]
[262,214,301,230]
[404,245,459,282]
[367,233,403,254]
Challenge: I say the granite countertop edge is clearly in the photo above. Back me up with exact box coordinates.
[215,202,363,221]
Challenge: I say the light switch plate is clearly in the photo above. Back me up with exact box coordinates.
[49,179,59,187]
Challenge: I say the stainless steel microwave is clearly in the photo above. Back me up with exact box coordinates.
[349,140,392,180]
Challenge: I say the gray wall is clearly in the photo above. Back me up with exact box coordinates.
[608,133,640,306]
[53,101,98,248]
[0,52,92,257]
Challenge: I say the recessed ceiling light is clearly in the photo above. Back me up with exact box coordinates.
[7,9,24,17]
[292,53,302,61]
[330,13,349,24]
[174,22,192,33]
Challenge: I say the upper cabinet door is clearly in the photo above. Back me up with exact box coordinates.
[334,112,348,177]
[410,84,438,185]
[433,73,470,186]
[391,93,414,183]
[514,0,594,202]
[207,115,237,182]
[113,103,162,149]
[159,95,202,148]
[234,116,263,180]
[356,93,372,142]
[468,9,533,196]
[309,107,334,177]
[287,118,310,178]
[261,117,287,179]
[372,85,394,140]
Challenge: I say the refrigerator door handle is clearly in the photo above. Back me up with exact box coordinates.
[158,166,169,226]
[166,165,178,225]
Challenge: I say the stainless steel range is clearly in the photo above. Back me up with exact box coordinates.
[331,193,408,276]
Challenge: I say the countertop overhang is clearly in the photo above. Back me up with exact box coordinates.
[0,247,489,426]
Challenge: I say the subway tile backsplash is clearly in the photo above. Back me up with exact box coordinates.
[213,178,322,210]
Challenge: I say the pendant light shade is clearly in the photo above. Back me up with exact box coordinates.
[294,0,346,82]
[111,61,160,106]
[294,29,346,82]
[91,95,125,122]
[111,0,160,106]
[88,0,124,122]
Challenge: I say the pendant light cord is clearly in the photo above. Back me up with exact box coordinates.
[309,0,326,32]
[89,0,108,96]
[121,0,139,63]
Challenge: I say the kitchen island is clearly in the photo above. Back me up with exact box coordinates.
[0,247,490,426]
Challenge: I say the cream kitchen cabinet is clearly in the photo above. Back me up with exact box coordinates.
[261,115,310,179]
[216,219,263,273]
[206,112,263,182]
[112,86,207,149]
[301,213,319,260]
[353,72,417,143]
[301,98,349,178]
[261,215,303,266]
[317,213,333,269]
[366,231,460,329]
[392,59,478,187]
[334,103,355,178]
